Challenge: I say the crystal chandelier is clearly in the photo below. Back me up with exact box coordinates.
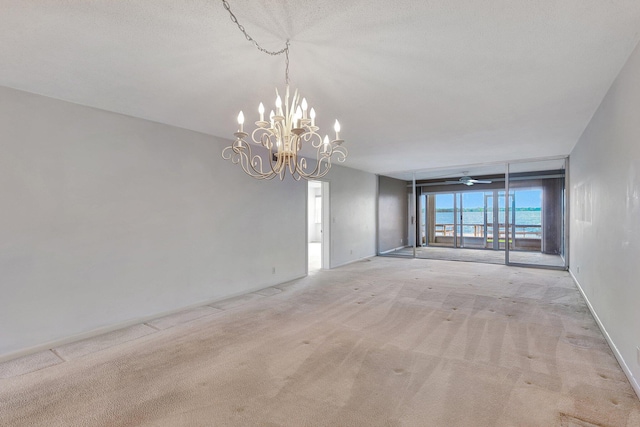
[220,1,347,181]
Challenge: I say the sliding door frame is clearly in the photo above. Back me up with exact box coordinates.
[505,157,569,270]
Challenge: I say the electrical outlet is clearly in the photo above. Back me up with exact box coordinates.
[272,267,276,274]
[350,249,353,255]
[577,266,580,273]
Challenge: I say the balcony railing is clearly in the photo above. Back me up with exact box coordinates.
[434,223,541,239]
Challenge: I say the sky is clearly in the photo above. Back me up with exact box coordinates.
[434,190,542,209]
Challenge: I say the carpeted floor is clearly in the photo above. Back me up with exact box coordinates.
[0,257,638,426]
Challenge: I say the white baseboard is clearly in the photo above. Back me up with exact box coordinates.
[379,246,408,255]
[0,275,305,364]
[330,253,377,269]
[569,269,640,400]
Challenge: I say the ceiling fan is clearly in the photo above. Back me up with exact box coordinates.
[444,174,492,186]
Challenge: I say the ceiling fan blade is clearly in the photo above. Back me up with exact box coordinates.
[438,176,492,185]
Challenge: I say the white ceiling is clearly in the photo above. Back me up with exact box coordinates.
[2,1,640,179]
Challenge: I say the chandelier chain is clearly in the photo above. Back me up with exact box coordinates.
[222,0,290,84]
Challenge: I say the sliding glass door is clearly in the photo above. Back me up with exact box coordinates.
[377,158,568,269]
[483,191,512,250]
[506,159,567,268]
[434,193,456,247]
[459,192,487,249]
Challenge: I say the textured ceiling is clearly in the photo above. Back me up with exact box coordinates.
[1,1,640,179]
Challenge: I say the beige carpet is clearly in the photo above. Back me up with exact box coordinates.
[1,257,638,426]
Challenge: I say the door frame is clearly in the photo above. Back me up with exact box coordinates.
[306,180,330,273]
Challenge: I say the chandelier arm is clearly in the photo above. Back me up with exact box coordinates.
[300,158,320,179]
[302,130,323,148]
[257,127,288,176]
[289,152,299,177]
[296,144,329,179]
[332,146,349,163]
[316,152,333,177]
[306,143,348,179]
[270,146,284,174]
[222,139,277,180]
[299,159,330,180]
[252,127,275,150]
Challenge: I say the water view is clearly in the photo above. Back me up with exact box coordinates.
[435,209,541,225]
[429,190,543,237]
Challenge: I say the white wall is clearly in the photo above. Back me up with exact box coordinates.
[0,86,376,358]
[322,164,377,268]
[307,185,322,242]
[570,41,640,397]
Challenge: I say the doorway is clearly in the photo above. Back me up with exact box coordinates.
[307,181,328,272]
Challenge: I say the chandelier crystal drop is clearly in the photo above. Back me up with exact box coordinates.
[220,0,347,181]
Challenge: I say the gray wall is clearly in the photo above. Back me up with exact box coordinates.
[570,41,640,396]
[378,176,408,253]
[324,164,377,268]
[0,86,376,358]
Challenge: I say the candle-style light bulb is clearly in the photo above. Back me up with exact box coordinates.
[275,95,283,116]
[295,106,303,127]
[323,135,330,153]
[269,110,275,128]
[301,98,308,119]
[334,120,341,140]
[258,102,265,122]
[237,111,244,132]
[310,108,316,126]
